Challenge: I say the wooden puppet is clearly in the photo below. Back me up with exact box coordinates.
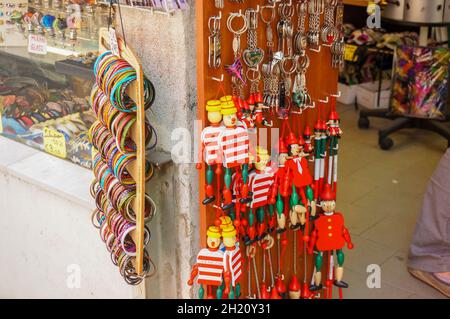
[218,99,251,210]
[248,147,275,242]
[326,110,343,192]
[222,225,244,299]
[197,100,224,205]
[187,226,224,299]
[313,120,328,200]
[283,132,315,235]
[251,92,273,127]
[308,184,354,291]
[303,125,314,158]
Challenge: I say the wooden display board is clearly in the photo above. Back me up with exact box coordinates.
[98,28,147,278]
[196,1,339,298]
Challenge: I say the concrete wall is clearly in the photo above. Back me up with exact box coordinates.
[115,6,199,298]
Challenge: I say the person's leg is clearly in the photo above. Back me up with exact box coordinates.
[408,148,450,274]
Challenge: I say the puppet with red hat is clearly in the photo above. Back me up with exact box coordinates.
[308,184,354,292]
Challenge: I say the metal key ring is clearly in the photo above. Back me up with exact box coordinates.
[260,4,276,25]
[297,54,310,70]
[208,16,220,34]
[246,68,261,83]
[280,2,295,20]
[227,12,248,36]
[281,56,298,75]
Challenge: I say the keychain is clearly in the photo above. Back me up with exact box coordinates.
[292,54,312,112]
[277,1,294,58]
[226,11,248,98]
[214,0,224,9]
[332,2,345,68]
[208,14,222,69]
[295,0,308,56]
[321,0,339,46]
[307,0,322,50]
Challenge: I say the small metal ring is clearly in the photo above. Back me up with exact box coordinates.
[260,5,276,25]
[281,56,298,75]
[227,12,248,36]
[246,68,261,83]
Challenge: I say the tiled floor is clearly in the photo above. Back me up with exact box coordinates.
[337,103,449,299]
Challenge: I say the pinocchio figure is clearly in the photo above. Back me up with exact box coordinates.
[313,120,327,200]
[308,184,354,291]
[197,100,224,205]
[218,99,251,210]
[284,132,314,235]
[326,110,343,191]
[251,93,273,128]
[222,225,243,299]
[188,226,224,299]
[303,125,314,159]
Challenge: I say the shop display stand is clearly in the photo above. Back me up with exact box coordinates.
[358,20,450,150]
[98,28,147,284]
[196,1,339,298]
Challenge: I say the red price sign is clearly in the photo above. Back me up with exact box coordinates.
[28,34,48,55]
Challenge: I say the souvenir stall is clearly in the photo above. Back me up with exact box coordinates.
[193,0,354,300]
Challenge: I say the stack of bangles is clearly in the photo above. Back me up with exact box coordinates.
[93,51,155,113]
[89,51,157,285]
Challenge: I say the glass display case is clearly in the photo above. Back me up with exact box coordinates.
[0,0,111,169]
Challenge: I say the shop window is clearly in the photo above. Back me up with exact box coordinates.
[0,1,110,169]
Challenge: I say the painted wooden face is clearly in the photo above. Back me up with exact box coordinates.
[254,157,270,171]
[207,110,222,124]
[322,200,336,213]
[290,144,301,157]
[222,236,236,248]
[207,237,221,249]
[223,113,237,127]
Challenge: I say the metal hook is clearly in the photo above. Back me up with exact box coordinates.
[318,96,329,104]
[211,74,224,82]
[330,91,341,98]
[309,45,321,53]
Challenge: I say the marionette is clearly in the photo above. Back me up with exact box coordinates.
[222,225,244,299]
[308,184,354,292]
[248,147,275,242]
[284,132,315,235]
[251,93,273,128]
[187,226,224,299]
[313,120,327,201]
[268,138,290,298]
[233,95,255,131]
[218,99,251,211]
[303,125,314,159]
[326,110,342,192]
[197,100,224,205]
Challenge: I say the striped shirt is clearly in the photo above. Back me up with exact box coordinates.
[201,125,224,165]
[196,248,224,286]
[218,127,250,168]
[223,246,243,286]
[249,168,274,208]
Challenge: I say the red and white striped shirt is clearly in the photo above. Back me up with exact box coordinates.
[218,126,250,168]
[223,246,243,287]
[249,168,274,208]
[196,248,224,286]
[201,125,224,165]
